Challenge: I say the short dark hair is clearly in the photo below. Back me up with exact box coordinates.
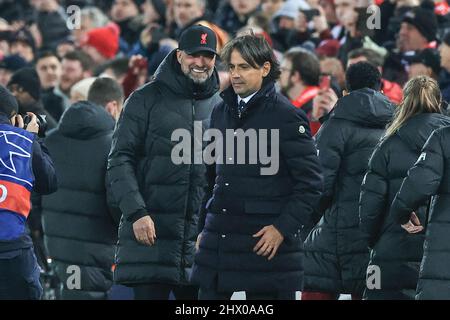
[347,48,384,68]
[87,77,124,107]
[284,48,321,86]
[63,50,94,72]
[36,50,60,63]
[345,61,381,92]
[220,33,281,83]
[98,57,129,78]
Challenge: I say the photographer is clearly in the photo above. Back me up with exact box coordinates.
[7,67,57,132]
[0,85,57,300]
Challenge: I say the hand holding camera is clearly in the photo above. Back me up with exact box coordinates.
[11,112,47,136]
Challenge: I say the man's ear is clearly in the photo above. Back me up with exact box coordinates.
[105,101,118,119]
[176,50,183,64]
[262,61,271,78]
[343,89,348,96]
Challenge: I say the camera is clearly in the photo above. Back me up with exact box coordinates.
[23,114,48,138]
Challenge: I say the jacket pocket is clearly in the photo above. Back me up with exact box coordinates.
[244,200,283,215]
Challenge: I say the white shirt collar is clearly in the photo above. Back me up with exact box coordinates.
[237,91,258,105]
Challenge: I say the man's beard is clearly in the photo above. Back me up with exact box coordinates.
[181,64,214,84]
[280,80,293,98]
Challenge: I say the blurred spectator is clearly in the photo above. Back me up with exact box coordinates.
[348,48,403,105]
[142,0,167,27]
[36,51,66,122]
[130,0,176,75]
[30,0,71,51]
[408,48,441,81]
[303,62,395,300]
[0,0,34,24]
[373,0,421,46]
[7,67,57,130]
[56,37,76,59]
[0,20,13,59]
[36,51,61,90]
[98,57,130,84]
[70,77,97,103]
[0,54,28,86]
[439,31,450,103]
[316,39,341,59]
[261,0,284,19]
[10,28,36,63]
[40,100,117,299]
[170,0,229,51]
[55,50,94,112]
[383,6,438,85]
[319,56,345,90]
[279,47,322,135]
[110,0,146,53]
[214,0,261,36]
[88,76,124,120]
[270,0,311,51]
[81,23,120,66]
[72,6,110,46]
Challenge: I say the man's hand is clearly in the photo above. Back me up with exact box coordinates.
[11,113,39,134]
[401,212,424,234]
[312,88,337,120]
[253,225,284,260]
[133,215,157,246]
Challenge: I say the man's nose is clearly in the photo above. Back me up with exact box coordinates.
[193,56,206,66]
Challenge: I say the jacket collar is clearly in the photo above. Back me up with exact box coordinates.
[221,81,276,117]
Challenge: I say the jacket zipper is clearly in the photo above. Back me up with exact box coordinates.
[180,101,196,282]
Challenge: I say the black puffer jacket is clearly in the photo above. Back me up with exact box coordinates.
[360,113,450,300]
[303,88,395,296]
[191,81,323,293]
[107,50,221,285]
[391,125,450,299]
[41,101,117,299]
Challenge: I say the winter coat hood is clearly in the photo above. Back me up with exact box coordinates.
[153,49,220,100]
[331,88,395,128]
[58,101,115,140]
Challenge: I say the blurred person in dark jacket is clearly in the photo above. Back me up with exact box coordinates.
[303,62,395,300]
[347,48,403,105]
[279,47,322,135]
[0,54,28,87]
[36,51,63,122]
[40,78,124,299]
[0,84,57,300]
[360,75,450,300]
[30,0,71,51]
